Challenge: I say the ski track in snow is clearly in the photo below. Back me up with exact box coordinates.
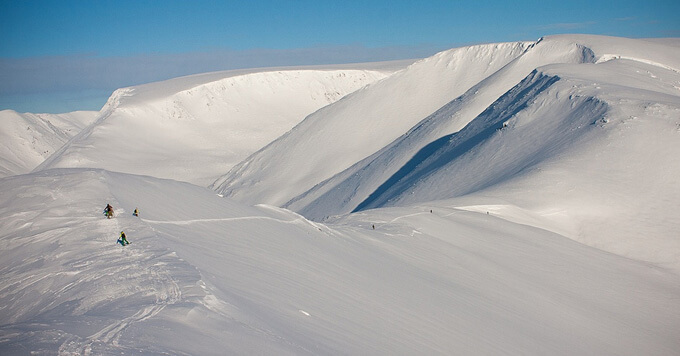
[1,202,190,355]
[141,215,312,227]
[58,260,182,355]
[0,170,318,355]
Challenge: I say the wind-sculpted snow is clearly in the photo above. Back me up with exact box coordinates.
[365,57,680,271]
[352,71,565,211]
[2,169,680,355]
[284,38,600,219]
[298,58,680,270]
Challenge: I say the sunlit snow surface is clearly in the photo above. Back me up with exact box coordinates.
[0,111,98,177]
[1,35,680,355]
[218,35,680,273]
[1,169,679,355]
[31,64,406,187]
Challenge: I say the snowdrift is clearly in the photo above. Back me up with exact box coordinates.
[1,169,679,355]
[33,64,406,186]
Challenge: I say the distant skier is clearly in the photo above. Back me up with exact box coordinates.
[119,231,129,246]
[104,204,114,219]
[133,208,139,217]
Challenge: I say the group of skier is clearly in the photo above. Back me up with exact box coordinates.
[103,203,139,246]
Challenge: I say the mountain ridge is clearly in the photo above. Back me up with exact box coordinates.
[31,65,407,185]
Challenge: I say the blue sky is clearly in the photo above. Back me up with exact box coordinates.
[1,0,678,113]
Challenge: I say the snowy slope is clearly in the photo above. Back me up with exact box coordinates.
[212,41,535,204]
[1,169,679,355]
[213,35,680,271]
[34,63,407,186]
[284,35,603,218]
[217,35,680,212]
[364,61,680,271]
[0,110,98,177]
[303,36,680,271]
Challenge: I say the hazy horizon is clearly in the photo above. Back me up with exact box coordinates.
[1,0,678,113]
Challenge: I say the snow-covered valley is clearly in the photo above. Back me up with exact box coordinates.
[1,34,679,355]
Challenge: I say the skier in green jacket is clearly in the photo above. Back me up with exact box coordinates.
[120,231,129,246]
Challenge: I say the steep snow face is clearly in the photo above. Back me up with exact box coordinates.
[33,67,399,186]
[214,36,642,208]
[214,35,680,271]
[290,72,564,219]
[0,110,98,177]
[212,41,535,204]
[218,36,680,214]
[2,169,680,355]
[285,36,604,217]
[352,59,680,271]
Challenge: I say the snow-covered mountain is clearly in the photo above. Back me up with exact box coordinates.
[2,34,680,355]
[34,63,409,186]
[0,110,98,177]
[215,35,679,211]
[215,34,680,271]
[212,40,536,204]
